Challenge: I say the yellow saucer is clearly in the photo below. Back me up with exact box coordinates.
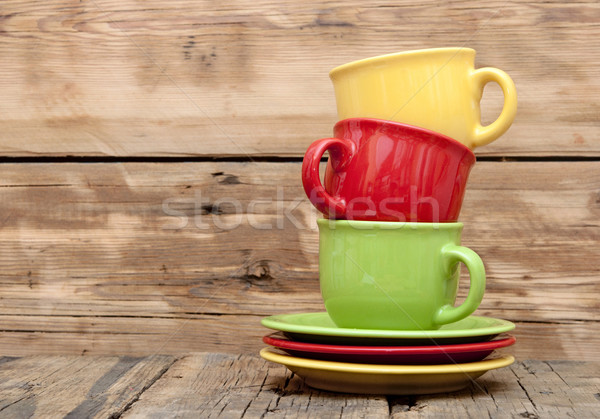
[260,348,514,395]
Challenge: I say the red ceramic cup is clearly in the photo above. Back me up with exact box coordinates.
[302,118,476,222]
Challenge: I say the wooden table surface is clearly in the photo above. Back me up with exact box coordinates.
[0,354,598,418]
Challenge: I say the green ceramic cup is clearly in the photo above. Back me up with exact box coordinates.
[318,219,486,330]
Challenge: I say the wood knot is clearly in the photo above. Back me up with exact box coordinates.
[211,172,241,185]
[246,261,271,280]
[241,260,273,286]
[201,203,223,215]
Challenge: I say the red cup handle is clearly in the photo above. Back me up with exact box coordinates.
[302,137,355,218]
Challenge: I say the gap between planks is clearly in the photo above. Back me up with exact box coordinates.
[0,156,598,164]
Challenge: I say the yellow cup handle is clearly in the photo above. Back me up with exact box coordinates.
[471,67,517,148]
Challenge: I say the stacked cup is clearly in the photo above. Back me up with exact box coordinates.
[260,48,518,395]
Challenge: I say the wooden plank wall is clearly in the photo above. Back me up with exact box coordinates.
[0,1,598,360]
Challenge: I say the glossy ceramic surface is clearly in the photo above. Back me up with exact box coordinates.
[261,313,515,346]
[302,118,475,222]
[329,48,517,149]
[318,220,485,330]
[263,333,516,364]
[260,347,515,395]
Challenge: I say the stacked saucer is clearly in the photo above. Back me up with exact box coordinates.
[260,313,515,395]
[260,48,518,395]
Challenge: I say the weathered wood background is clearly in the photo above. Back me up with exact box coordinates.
[0,0,598,361]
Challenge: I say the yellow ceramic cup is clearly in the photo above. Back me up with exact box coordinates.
[329,48,517,149]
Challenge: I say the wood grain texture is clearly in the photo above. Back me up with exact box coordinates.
[389,360,600,418]
[1,354,596,418]
[0,355,175,418]
[0,161,597,359]
[119,353,600,418]
[122,353,390,418]
[0,317,597,363]
[0,0,598,157]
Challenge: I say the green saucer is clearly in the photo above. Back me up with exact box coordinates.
[261,312,515,346]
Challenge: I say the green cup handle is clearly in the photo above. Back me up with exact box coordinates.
[434,244,486,326]
[470,67,517,149]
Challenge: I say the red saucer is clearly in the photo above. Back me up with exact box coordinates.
[263,332,516,365]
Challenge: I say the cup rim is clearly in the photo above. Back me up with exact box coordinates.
[333,117,476,159]
[317,218,464,230]
[329,47,476,79]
